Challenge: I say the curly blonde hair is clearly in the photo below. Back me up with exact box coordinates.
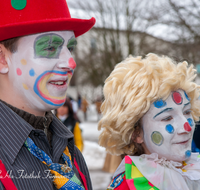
[98,53,200,156]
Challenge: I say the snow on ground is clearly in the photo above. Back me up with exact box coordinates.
[79,104,113,190]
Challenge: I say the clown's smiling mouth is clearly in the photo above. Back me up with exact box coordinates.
[49,80,67,86]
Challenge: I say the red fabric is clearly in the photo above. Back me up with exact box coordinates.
[0,160,17,190]
[115,175,129,190]
[0,0,95,40]
[74,158,88,190]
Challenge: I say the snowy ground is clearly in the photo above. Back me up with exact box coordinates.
[78,105,113,190]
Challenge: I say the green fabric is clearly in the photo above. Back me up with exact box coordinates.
[124,156,160,190]
[35,34,64,58]
[11,0,27,10]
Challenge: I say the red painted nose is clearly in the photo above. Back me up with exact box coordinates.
[184,122,192,132]
[69,57,76,69]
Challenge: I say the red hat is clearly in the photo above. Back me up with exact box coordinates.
[0,0,96,41]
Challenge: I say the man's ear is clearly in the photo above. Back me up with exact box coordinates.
[0,45,9,74]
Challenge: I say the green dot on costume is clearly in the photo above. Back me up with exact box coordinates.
[185,150,191,158]
[151,131,163,146]
[11,0,27,10]
[34,33,64,59]
[165,124,174,134]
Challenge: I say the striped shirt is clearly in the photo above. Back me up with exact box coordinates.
[0,101,92,190]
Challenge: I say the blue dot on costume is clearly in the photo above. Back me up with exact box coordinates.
[185,150,191,158]
[153,99,166,108]
[187,118,194,127]
[165,124,174,133]
[29,68,35,77]
[184,91,190,101]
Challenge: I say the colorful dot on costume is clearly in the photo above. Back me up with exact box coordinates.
[184,122,192,132]
[11,0,27,10]
[172,91,182,105]
[29,68,35,77]
[185,150,191,158]
[153,99,166,108]
[184,91,190,101]
[165,124,174,134]
[151,131,163,146]
[187,118,194,127]
[16,68,22,76]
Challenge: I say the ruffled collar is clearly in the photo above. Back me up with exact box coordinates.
[114,153,200,190]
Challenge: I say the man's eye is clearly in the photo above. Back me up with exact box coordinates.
[184,110,191,115]
[68,47,74,53]
[44,47,56,52]
[161,116,173,121]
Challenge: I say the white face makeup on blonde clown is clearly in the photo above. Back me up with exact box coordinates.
[7,31,77,113]
[141,89,194,162]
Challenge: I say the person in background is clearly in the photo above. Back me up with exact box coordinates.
[56,98,84,152]
[81,97,89,121]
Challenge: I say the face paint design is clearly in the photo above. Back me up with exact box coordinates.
[142,89,194,162]
[153,99,166,108]
[34,33,64,59]
[7,31,76,112]
[151,131,163,145]
[165,124,174,134]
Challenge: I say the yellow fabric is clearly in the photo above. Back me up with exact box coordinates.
[73,122,84,152]
[131,164,144,178]
[50,170,69,189]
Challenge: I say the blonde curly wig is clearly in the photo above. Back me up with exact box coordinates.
[98,53,200,156]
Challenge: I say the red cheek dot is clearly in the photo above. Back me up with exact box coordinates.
[69,57,76,69]
[16,68,22,76]
[184,122,192,132]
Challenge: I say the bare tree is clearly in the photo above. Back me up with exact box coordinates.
[69,0,161,87]
[154,0,200,63]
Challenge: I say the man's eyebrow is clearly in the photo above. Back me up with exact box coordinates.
[183,102,191,108]
[153,108,173,119]
[67,37,77,46]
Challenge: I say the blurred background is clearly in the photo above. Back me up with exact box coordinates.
[63,0,200,189]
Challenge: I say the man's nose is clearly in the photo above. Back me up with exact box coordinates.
[56,48,76,70]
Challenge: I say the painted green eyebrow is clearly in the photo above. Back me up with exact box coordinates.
[153,108,173,119]
[67,37,77,49]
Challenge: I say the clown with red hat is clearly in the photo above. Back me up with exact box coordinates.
[0,1,95,190]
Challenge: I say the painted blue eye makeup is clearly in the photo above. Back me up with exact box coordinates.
[165,124,174,134]
[187,118,194,127]
[184,91,190,101]
[153,99,166,108]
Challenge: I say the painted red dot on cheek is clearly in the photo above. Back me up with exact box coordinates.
[68,57,76,69]
[16,68,22,76]
[172,91,182,104]
[184,122,192,132]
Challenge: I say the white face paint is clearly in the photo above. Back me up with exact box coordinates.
[141,89,194,162]
[7,31,77,114]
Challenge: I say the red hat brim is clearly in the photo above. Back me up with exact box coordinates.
[0,17,96,41]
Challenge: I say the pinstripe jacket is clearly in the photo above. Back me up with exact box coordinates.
[0,101,92,190]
